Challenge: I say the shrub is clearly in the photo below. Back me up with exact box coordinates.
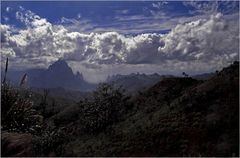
[1,83,43,134]
[1,58,43,134]
[78,83,130,133]
[35,89,53,118]
[32,126,68,156]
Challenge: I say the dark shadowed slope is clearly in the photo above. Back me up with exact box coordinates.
[192,72,215,80]
[63,62,239,157]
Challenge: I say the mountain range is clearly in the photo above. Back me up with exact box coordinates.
[107,73,173,93]
[3,60,215,93]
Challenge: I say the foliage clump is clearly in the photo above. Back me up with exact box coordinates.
[1,83,43,134]
[78,83,131,133]
[32,126,68,156]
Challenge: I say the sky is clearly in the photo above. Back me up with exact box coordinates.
[1,1,239,83]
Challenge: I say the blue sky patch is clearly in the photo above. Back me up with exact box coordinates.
[2,1,238,34]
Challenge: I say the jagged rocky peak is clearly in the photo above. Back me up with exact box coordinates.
[49,59,70,70]
[48,59,73,75]
[76,71,84,80]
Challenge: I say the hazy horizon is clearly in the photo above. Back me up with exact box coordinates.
[3,59,221,84]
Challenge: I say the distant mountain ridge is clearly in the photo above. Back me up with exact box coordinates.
[106,73,174,93]
[106,71,216,93]
[4,60,95,91]
[3,60,217,93]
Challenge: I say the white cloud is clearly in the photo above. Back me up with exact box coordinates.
[6,7,11,12]
[15,7,51,28]
[3,16,9,22]
[77,13,81,19]
[59,16,93,32]
[115,9,129,15]
[158,13,239,63]
[183,1,239,15]
[152,1,168,9]
[1,24,11,43]
[111,9,209,34]
[1,7,239,82]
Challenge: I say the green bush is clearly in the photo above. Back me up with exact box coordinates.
[78,83,130,133]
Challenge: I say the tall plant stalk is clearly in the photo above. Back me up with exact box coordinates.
[2,57,8,84]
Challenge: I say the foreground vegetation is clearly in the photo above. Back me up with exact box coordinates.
[1,61,239,157]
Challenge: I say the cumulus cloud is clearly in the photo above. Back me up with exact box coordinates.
[1,24,11,43]
[1,7,239,81]
[158,13,239,62]
[16,7,51,28]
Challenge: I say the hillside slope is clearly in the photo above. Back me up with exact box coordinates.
[65,62,239,157]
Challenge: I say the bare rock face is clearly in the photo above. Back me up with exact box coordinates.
[1,132,33,157]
